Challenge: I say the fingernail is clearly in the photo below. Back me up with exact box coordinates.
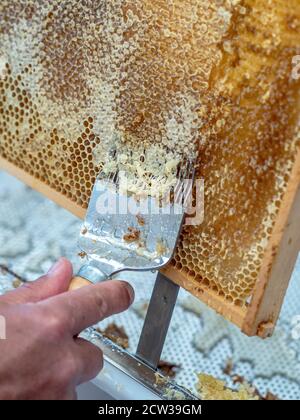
[48,259,64,276]
[122,282,135,305]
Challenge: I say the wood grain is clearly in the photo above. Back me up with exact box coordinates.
[242,148,300,337]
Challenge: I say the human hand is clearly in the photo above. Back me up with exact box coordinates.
[0,258,134,400]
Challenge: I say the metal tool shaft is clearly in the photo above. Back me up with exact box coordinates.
[136,272,180,369]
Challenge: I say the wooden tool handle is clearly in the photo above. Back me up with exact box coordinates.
[69,276,92,291]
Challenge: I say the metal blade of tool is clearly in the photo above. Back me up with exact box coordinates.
[136,272,180,369]
[76,160,195,280]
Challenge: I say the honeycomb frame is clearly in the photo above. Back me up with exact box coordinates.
[0,0,300,336]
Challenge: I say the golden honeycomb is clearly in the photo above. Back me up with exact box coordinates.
[0,1,299,307]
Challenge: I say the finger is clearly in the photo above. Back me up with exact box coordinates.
[4,258,73,304]
[74,338,103,384]
[44,280,134,335]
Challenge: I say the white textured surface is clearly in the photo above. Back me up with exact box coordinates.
[0,170,300,400]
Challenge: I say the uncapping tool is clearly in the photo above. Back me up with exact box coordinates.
[69,158,195,368]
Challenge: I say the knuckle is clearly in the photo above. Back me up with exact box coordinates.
[59,354,79,386]
[48,352,79,393]
[48,317,67,339]
[93,293,108,318]
[37,305,67,339]
[66,354,79,380]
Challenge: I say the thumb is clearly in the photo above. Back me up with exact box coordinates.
[3,258,73,304]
